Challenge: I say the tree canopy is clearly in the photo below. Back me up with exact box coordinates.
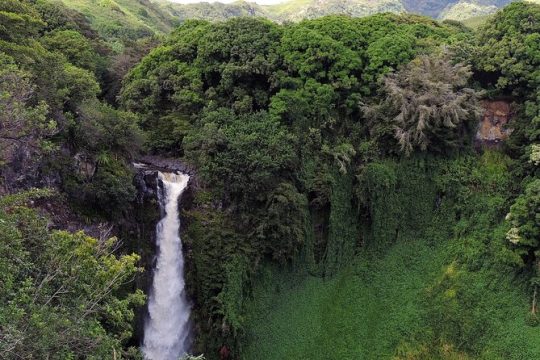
[2,1,540,359]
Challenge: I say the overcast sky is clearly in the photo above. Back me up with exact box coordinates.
[169,0,288,5]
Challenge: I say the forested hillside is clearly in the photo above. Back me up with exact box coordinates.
[0,0,146,357]
[119,2,540,359]
[1,0,540,359]
[60,0,174,42]
[160,0,540,23]
[51,0,537,32]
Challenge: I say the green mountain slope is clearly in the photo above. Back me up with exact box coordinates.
[159,0,269,22]
[400,0,460,17]
[160,0,522,22]
[440,1,499,20]
[157,0,403,22]
[461,13,493,28]
[441,0,540,21]
[52,0,538,41]
[266,0,404,21]
[53,0,175,46]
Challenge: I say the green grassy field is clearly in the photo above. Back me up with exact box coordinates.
[242,239,540,359]
[242,238,445,359]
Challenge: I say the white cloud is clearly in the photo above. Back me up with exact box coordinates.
[168,0,288,5]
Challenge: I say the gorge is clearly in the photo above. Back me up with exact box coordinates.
[2,1,540,359]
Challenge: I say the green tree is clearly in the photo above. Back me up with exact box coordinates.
[0,56,55,190]
[506,178,540,315]
[0,0,44,42]
[75,99,144,159]
[185,109,297,206]
[34,0,97,37]
[0,190,145,359]
[365,51,481,155]
[58,63,100,111]
[473,1,540,181]
[475,1,540,95]
[41,29,99,71]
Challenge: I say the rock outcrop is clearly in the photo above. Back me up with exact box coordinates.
[475,100,513,146]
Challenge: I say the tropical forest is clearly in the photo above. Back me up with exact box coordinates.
[1,0,540,359]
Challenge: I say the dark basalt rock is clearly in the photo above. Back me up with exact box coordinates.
[133,156,198,205]
[136,155,196,176]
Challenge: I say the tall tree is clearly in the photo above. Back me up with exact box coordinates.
[365,51,481,155]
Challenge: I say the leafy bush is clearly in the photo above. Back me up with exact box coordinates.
[0,190,144,358]
[365,51,481,155]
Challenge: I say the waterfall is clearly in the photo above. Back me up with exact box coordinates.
[143,171,192,360]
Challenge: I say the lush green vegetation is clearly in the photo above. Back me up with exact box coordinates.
[118,2,540,359]
[2,0,540,359]
[52,0,174,49]
[0,0,145,211]
[160,0,524,24]
[158,0,404,25]
[0,189,145,358]
[242,152,537,359]
[0,1,146,357]
[48,0,526,33]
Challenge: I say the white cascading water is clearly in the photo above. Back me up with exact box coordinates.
[143,171,192,360]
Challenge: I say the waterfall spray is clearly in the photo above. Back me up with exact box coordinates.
[143,171,191,360]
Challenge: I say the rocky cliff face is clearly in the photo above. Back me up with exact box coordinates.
[475,100,513,146]
[0,141,61,196]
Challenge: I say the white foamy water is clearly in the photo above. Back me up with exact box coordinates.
[143,172,192,360]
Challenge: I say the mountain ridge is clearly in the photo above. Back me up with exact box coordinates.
[158,0,518,21]
[51,0,535,46]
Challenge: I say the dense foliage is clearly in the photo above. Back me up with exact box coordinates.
[0,189,145,358]
[365,51,481,155]
[0,0,144,214]
[120,4,540,358]
[2,0,540,359]
[0,2,146,357]
[49,0,174,49]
